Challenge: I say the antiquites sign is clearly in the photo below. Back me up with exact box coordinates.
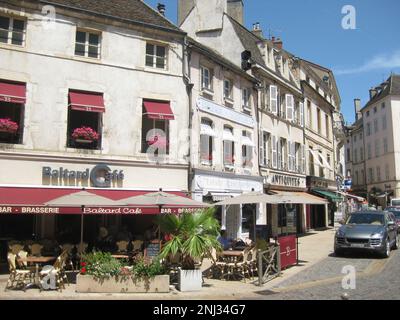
[42,164,124,188]
[269,173,305,188]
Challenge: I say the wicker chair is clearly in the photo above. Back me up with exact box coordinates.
[39,251,68,291]
[116,240,129,253]
[59,244,75,270]
[29,244,43,257]
[5,253,34,291]
[9,244,25,255]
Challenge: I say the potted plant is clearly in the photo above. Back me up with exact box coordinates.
[0,118,18,134]
[156,208,222,292]
[72,126,99,144]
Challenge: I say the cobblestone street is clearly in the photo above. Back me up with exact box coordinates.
[256,249,400,300]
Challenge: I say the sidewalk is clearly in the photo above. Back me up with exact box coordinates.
[0,229,336,300]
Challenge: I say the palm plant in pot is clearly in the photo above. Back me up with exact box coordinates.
[156,208,222,292]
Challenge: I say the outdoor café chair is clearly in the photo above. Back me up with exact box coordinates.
[132,240,144,253]
[60,244,75,270]
[232,247,252,282]
[29,243,43,257]
[116,240,129,253]
[16,250,30,269]
[9,243,24,255]
[5,253,34,291]
[40,250,68,291]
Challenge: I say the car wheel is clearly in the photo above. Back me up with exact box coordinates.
[334,248,343,257]
[394,234,399,250]
[380,238,391,258]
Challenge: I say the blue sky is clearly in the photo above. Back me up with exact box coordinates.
[145,0,400,124]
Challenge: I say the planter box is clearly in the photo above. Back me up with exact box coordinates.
[76,274,170,293]
[74,139,93,144]
[178,269,202,292]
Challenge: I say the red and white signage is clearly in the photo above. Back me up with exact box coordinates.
[278,235,297,270]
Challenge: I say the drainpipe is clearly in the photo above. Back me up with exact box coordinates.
[182,36,194,196]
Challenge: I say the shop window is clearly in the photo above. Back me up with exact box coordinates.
[0,15,25,46]
[0,101,24,144]
[75,30,101,59]
[278,204,287,228]
[145,43,167,70]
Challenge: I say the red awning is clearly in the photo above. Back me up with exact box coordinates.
[69,91,105,113]
[0,187,188,215]
[143,100,174,120]
[0,81,26,104]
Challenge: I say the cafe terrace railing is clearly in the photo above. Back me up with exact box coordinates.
[257,243,281,286]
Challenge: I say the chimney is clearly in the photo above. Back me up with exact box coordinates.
[369,88,377,99]
[251,22,263,38]
[227,0,244,25]
[157,3,166,16]
[273,37,283,50]
[354,99,361,121]
[178,0,195,25]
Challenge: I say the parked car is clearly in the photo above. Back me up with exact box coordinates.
[385,207,400,229]
[334,211,399,258]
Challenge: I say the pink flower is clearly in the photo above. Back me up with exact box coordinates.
[72,126,99,141]
[0,118,18,133]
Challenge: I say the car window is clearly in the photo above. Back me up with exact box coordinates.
[347,214,384,225]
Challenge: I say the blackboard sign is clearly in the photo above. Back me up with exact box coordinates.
[144,241,161,261]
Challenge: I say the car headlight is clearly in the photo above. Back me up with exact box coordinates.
[371,230,384,238]
[336,229,345,237]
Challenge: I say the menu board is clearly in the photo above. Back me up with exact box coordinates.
[144,241,161,261]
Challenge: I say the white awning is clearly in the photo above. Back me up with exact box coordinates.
[241,136,255,147]
[223,129,236,141]
[210,193,239,202]
[336,191,365,202]
[200,123,217,137]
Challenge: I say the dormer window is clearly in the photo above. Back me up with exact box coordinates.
[0,16,26,46]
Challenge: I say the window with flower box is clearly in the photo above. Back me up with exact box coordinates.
[0,80,26,144]
[75,30,101,59]
[67,90,103,150]
[0,15,26,46]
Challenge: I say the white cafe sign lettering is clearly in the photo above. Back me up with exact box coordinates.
[42,164,124,188]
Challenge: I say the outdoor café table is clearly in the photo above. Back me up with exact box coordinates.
[218,251,244,280]
[17,256,57,290]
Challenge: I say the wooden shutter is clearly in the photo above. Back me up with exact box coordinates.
[269,85,278,114]
[286,94,294,121]
[302,145,306,173]
[259,131,265,166]
[300,102,304,127]
[272,136,277,168]
[277,138,282,170]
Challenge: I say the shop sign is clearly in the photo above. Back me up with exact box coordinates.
[270,174,304,188]
[42,164,124,188]
[278,235,297,270]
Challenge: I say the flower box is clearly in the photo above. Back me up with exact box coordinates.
[72,126,99,142]
[74,139,93,144]
[0,118,18,134]
[76,274,170,293]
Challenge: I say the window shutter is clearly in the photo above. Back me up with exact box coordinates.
[286,94,294,121]
[277,138,282,170]
[302,145,306,173]
[300,102,304,127]
[269,85,278,114]
[200,135,209,161]
[272,136,277,168]
[259,131,265,166]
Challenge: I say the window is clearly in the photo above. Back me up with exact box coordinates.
[67,90,104,150]
[145,43,167,70]
[316,85,320,94]
[306,76,310,83]
[278,138,287,170]
[354,148,358,163]
[374,106,377,114]
[242,88,251,112]
[382,102,385,109]
[374,118,378,133]
[0,81,26,144]
[366,122,371,136]
[367,143,371,159]
[241,131,253,168]
[75,30,101,59]
[325,115,330,138]
[382,115,387,130]
[141,100,171,155]
[355,171,359,185]
[383,137,388,153]
[299,102,304,127]
[277,204,287,228]
[368,168,374,183]
[223,79,233,101]
[272,136,278,168]
[319,151,324,177]
[366,111,370,117]
[375,140,380,157]
[0,16,25,46]
[200,118,213,165]
[317,108,321,134]
[260,131,270,166]
[223,126,235,168]
[361,169,365,184]
[360,147,364,161]
[200,66,213,92]
[307,100,312,128]
[309,147,315,176]
[267,46,271,64]
[376,166,381,182]
[353,135,357,142]
[346,148,351,162]
[282,58,286,74]
[287,141,296,172]
[385,164,390,180]
[359,132,362,140]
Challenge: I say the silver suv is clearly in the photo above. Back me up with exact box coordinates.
[334,211,399,258]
